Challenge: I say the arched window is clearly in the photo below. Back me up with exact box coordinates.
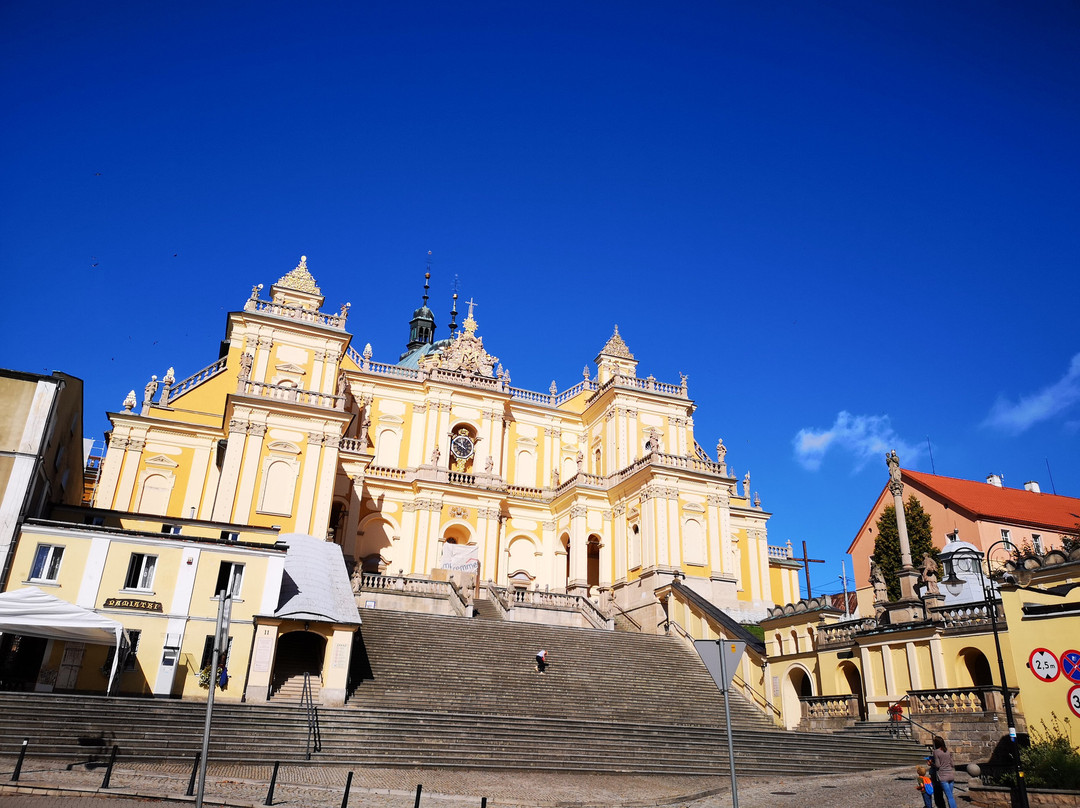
[683,518,705,565]
[374,429,401,466]
[630,524,642,569]
[516,449,536,487]
[137,473,173,515]
[258,459,297,515]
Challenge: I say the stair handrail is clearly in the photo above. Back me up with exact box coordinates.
[667,619,781,721]
[886,696,936,743]
[604,597,642,631]
[299,672,322,759]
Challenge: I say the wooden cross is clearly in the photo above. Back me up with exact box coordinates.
[790,540,826,599]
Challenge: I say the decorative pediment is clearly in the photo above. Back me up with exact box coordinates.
[274,363,307,376]
[683,503,706,513]
[144,454,179,468]
[377,415,404,425]
[266,441,301,454]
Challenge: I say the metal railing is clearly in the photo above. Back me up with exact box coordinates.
[300,672,321,760]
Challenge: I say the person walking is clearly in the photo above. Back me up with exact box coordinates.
[931,736,958,808]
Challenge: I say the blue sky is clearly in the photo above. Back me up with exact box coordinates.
[3,2,1078,600]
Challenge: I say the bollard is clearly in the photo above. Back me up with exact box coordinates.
[340,770,353,808]
[11,738,28,782]
[101,745,118,789]
[414,783,423,808]
[481,798,487,808]
[265,761,280,806]
[186,751,201,797]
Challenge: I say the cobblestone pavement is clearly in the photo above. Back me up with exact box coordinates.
[0,757,967,807]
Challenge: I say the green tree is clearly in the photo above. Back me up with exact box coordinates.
[872,495,936,601]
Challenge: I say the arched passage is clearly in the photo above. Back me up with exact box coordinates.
[781,665,815,729]
[837,661,866,720]
[271,631,327,701]
[957,647,994,687]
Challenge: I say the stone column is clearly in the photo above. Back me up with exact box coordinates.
[599,510,613,586]
[567,503,588,593]
[886,450,923,618]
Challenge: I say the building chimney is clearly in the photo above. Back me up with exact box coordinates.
[986,474,1003,487]
[1024,480,1041,493]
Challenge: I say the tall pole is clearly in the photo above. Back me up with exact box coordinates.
[196,588,232,808]
[718,639,739,808]
[841,560,850,618]
[978,548,1029,808]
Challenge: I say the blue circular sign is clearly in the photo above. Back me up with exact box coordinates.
[1062,650,1080,685]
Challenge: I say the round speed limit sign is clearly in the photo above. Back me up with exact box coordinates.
[1068,685,1080,719]
[1029,648,1060,682]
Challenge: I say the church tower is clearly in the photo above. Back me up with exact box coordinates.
[402,272,437,358]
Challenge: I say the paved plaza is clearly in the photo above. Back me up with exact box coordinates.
[0,756,966,808]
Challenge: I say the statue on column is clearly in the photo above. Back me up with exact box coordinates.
[358,408,371,451]
[743,471,751,499]
[886,450,902,486]
[431,444,441,465]
[920,553,940,596]
[238,352,253,380]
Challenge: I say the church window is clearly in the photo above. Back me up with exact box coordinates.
[516,450,536,487]
[137,473,174,515]
[683,518,705,566]
[630,524,642,569]
[257,458,298,516]
[374,429,401,466]
[1032,533,1043,553]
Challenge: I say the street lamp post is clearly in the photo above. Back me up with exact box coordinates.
[943,540,1029,808]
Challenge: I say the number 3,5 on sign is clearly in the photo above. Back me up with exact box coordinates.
[1028,648,1060,682]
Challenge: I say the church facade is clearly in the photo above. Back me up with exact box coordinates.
[94,256,798,629]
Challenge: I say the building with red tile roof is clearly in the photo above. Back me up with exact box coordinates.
[848,467,1080,615]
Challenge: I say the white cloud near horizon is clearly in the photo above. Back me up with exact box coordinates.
[983,353,1080,435]
[793,411,921,472]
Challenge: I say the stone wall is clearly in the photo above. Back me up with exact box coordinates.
[908,711,1010,762]
[969,785,1080,807]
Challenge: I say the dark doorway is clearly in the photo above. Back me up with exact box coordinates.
[0,634,48,691]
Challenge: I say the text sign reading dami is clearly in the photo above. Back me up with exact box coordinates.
[1028,648,1060,682]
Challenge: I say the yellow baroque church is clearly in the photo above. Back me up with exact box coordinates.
[19,255,799,703]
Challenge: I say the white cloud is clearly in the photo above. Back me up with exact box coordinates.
[793,411,921,472]
[983,353,1080,435]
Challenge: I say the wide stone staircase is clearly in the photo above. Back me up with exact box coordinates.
[0,606,926,775]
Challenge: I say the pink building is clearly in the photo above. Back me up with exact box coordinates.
[848,469,1080,614]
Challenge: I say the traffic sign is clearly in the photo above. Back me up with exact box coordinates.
[1062,650,1080,684]
[694,639,747,692]
[1029,648,1060,682]
[1067,685,1080,720]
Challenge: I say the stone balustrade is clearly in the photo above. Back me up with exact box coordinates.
[493,585,612,630]
[908,686,1018,715]
[163,357,228,403]
[245,297,348,329]
[236,379,345,410]
[356,572,452,596]
[801,694,860,719]
[816,618,878,648]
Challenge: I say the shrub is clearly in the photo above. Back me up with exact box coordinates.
[1022,714,1080,790]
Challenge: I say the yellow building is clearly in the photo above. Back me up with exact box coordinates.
[2,255,803,704]
[93,256,799,628]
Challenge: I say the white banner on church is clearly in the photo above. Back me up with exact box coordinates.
[441,543,480,572]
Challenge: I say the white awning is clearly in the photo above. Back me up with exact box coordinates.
[0,587,126,692]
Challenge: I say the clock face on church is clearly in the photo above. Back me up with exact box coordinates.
[450,434,475,461]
